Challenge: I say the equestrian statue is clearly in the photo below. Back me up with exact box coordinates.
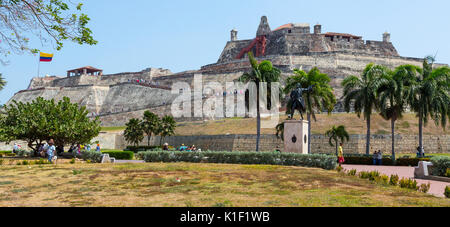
[288,84,315,120]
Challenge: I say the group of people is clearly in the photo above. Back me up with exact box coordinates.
[179,144,199,152]
[37,139,57,163]
[372,150,383,165]
[161,143,200,152]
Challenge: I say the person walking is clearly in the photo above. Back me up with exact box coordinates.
[96,144,101,152]
[377,150,383,166]
[47,139,56,163]
[338,143,345,167]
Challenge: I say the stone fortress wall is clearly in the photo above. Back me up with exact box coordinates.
[2,133,448,154]
[5,16,448,126]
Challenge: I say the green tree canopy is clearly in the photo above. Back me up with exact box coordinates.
[325,125,350,157]
[141,111,161,146]
[408,57,450,156]
[239,52,281,152]
[285,67,336,154]
[342,63,390,155]
[158,115,176,146]
[0,0,97,63]
[124,118,144,147]
[0,97,101,151]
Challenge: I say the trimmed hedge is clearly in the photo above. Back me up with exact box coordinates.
[396,157,431,167]
[82,151,103,163]
[431,156,450,177]
[125,146,161,153]
[140,151,337,170]
[343,154,394,166]
[102,150,134,160]
[341,154,431,166]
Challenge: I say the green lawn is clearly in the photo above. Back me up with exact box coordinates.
[0,162,448,207]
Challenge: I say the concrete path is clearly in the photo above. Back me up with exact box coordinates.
[342,165,450,198]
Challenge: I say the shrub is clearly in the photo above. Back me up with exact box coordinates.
[336,166,343,172]
[359,171,371,179]
[16,150,31,157]
[136,151,146,160]
[0,159,3,165]
[431,156,450,177]
[377,175,389,185]
[82,151,103,163]
[419,183,431,193]
[389,175,399,186]
[445,186,450,198]
[343,154,393,166]
[446,168,450,178]
[399,178,418,190]
[347,169,357,176]
[140,151,337,170]
[102,150,134,160]
[22,160,29,165]
[70,158,76,164]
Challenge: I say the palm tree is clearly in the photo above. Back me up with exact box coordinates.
[158,115,177,146]
[325,125,350,157]
[141,111,161,146]
[0,73,6,91]
[239,52,281,152]
[275,122,284,141]
[342,63,389,155]
[124,118,144,146]
[408,57,450,157]
[378,65,418,161]
[285,67,336,154]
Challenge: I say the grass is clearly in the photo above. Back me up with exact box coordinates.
[0,162,448,207]
[101,113,450,136]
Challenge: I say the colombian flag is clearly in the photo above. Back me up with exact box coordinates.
[40,52,53,62]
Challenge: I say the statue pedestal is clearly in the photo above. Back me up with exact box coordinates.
[284,120,309,154]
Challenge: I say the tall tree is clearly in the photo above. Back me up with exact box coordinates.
[378,65,418,161]
[0,0,97,63]
[239,52,281,152]
[325,125,350,157]
[141,111,161,146]
[0,73,6,91]
[285,67,336,154]
[158,115,176,146]
[0,97,100,152]
[124,118,144,147]
[342,63,389,155]
[408,57,450,157]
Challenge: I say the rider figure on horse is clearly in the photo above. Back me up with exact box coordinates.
[289,84,314,120]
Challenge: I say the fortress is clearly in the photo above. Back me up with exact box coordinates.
[6,16,447,126]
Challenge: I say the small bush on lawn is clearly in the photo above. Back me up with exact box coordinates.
[359,171,380,181]
[399,178,418,190]
[21,160,29,165]
[102,150,134,160]
[390,175,399,186]
[336,166,343,172]
[446,168,450,178]
[445,186,450,198]
[431,156,450,177]
[347,169,357,176]
[376,175,389,185]
[141,151,337,170]
[419,183,431,193]
[70,158,76,164]
[34,159,50,165]
[82,151,103,163]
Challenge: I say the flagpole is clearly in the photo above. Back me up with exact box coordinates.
[37,54,41,78]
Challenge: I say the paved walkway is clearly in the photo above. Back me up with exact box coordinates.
[342,165,450,198]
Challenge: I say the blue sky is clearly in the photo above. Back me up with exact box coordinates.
[1,0,449,104]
